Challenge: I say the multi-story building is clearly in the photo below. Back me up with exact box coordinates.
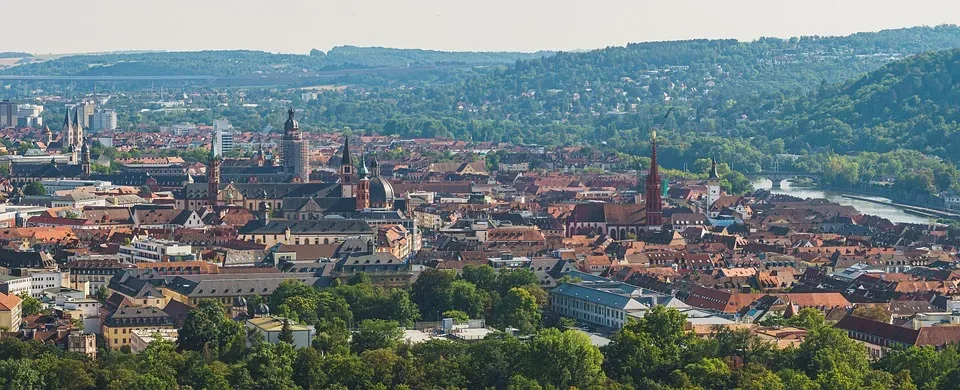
[92,109,118,131]
[336,250,415,287]
[0,292,22,331]
[162,272,330,307]
[114,157,188,175]
[118,237,195,263]
[413,205,444,231]
[0,100,16,128]
[213,119,235,156]
[67,331,97,358]
[40,178,113,193]
[102,306,174,350]
[29,270,69,298]
[0,274,32,297]
[64,256,133,294]
[16,104,43,128]
[237,219,373,246]
[75,101,96,128]
[550,283,649,329]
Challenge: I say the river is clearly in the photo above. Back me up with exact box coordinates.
[751,179,928,225]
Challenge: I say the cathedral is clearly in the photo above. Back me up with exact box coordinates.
[41,108,86,162]
[63,108,85,162]
[178,109,396,218]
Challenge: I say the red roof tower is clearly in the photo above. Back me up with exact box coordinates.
[645,131,663,229]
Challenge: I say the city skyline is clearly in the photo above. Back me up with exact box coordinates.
[7,0,960,54]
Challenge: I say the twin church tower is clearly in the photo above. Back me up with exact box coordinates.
[207,108,394,212]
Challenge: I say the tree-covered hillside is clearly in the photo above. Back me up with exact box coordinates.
[740,49,960,160]
[0,47,553,77]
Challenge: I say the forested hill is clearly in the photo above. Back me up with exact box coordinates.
[455,25,960,109]
[745,49,960,161]
[0,47,554,77]
[275,26,960,147]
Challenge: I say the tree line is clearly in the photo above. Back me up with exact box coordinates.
[1,266,960,389]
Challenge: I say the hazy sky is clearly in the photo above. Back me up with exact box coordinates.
[9,0,960,54]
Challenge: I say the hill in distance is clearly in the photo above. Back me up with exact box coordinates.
[0,46,555,77]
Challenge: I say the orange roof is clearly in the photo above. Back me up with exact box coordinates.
[487,227,546,243]
[0,292,22,311]
[774,293,851,308]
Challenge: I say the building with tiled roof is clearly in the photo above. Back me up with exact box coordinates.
[64,256,135,293]
[486,227,546,246]
[133,209,204,229]
[566,203,647,239]
[102,306,174,350]
[237,219,373,246]
[0,292,23,331]
[834,314,960,358]
[163,272,332,307]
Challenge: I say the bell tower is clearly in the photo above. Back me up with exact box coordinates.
[81,139,91,179]
[340,137,355,198]
[207,144,222,207]
[706,158,721,215]
[355,152,370,210]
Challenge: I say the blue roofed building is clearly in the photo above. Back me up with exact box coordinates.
[550,283,648,329]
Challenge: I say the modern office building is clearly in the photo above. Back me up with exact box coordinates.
[16,104,43,128]
[213,119,235,156]
[550,282,649,329]
[118,237,195,263]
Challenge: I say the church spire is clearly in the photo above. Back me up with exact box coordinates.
[62,109,72,130]
[358,152,369,179]
[709,158,720,180]
[645,131,663,229]
[341,137,352,166]
[72,107,84,150]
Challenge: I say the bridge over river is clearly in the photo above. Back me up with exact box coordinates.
[743,171,823,188]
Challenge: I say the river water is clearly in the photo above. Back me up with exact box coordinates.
[752,179,928,225]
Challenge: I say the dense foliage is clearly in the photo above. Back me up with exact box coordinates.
[3,296,960,389]
[734,49,960,162]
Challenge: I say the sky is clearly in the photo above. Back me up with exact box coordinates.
[8,0,960,54]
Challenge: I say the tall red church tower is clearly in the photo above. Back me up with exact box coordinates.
[645,131,663,230]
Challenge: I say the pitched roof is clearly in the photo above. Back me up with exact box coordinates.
[915,325,960,347]
[834,315,920,345]
[0,293,22,311]
[238,219,372,235]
